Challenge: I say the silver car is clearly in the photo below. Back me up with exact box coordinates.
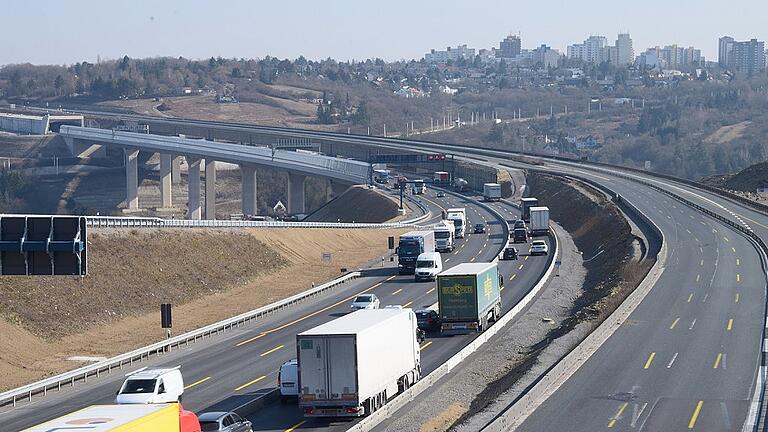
[199,411,253,432]
[350,294,380,310]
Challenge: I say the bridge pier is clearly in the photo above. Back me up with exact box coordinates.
[205,159,216,219]
[187,156,202,219]
[241,164,258,216]
[172,155,181,184]
[287,172,306,215]
[159,153,173,208]
[125,148,139,210]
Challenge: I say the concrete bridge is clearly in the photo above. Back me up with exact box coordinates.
[59,126,370,219]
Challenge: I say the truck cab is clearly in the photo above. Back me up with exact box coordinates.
[397,231,436,274]
[116,367,184,404]
[433,220,455,252]
[446,208,467,238]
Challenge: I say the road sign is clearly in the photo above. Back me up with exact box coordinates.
[161,303,172,329]
[321,252,333,264]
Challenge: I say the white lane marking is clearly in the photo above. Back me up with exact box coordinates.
[667,352,679,368]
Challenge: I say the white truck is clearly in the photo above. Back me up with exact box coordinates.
[446,208,467,238]
[115,367,184,404]
[529,206,550,236]
[434,220,456,252]
[413,179,426,194]
[483,183,502,202]
[297,309,421,417]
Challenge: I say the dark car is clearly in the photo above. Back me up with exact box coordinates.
[416,309,440,331]
[199,411,253,432]
[513,219,526,230]
[512,227,527,243]
[474,223,486,234]
[502,246,519,260]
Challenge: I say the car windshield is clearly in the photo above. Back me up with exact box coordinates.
[399,240,421,254]
[121,379,156,394]
[354,295,373,303]
[533,241,545,246]
[416,260,434,268]
[200,421,220,432]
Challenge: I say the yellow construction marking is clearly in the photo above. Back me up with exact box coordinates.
[510,274,517,281]
[184,377,211,390]
[500,286,505,292]
[714,353,723,369]
[687,293,694,303]
[260,344,284,357]
[518,264,524,270]
[470,257,476,262]
[737,274,741,283]
[284,420,306,432]
[735,293,740,303]
[732,247,736,253]
[525,255,529,261]
[644,352,656,369]
[607,402,628,428]
[736,258,740,266]
[392,288,403,295]
[670,318,680,330]
[427,287,436,294]
[419,341,433,351]
[234,375,266,392]
[236,275,397,346]
[689,400,704,429]
[403,301,413,308]
[727,319,733,331]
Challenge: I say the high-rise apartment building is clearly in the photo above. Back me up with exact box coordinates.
[719,36,734,67]
[567,35,607,63]
[496,35,522,59]
[424,45,476,64]
[616,33,634,65]
[729,39,766,74]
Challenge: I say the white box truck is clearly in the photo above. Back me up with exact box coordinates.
[446,208,467,238]
[529,206,550,236]
[483,183,502,202]
[434,220,455,252]
[297,309,421,417]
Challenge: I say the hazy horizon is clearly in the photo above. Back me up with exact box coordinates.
[3,0,766,66]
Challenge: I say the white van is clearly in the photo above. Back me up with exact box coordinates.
[278,359,299,403]
[115,367,184,404]
[415,252,443,281]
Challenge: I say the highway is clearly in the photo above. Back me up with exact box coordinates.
[0,189,551,431]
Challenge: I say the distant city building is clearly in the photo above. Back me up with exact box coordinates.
[729,39,766,74]
[616,33,634,66]
[532,45,561,68]
[568,35,608,63]
[638,45,703,69]
[496,35,522,59]
[424,45,476,64]
[719,36,735,67]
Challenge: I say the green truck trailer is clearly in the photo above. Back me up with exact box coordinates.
[437,262,502,335]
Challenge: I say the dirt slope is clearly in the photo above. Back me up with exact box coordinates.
[305,185,401,222]
[0,227,404,391]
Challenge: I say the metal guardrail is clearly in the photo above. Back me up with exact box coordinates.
[0,271,362,408]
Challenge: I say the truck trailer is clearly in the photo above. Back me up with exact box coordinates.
[483,183,502,202]
[438,262,502,335]
[398,231,436,274]
[521,197,539,222]
[297,309,421,417]
[529,206,550,236]
[433,171,450,185]
[23,403,200,432]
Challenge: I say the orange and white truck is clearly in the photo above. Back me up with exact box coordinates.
[22,403,201,432]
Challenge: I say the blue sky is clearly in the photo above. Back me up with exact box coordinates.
[3,0,766,65]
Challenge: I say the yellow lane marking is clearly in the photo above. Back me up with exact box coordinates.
[736,258,740,266]
[670,318,680,330]
[500,286,505,292]
[607,402,628,428]
[525,256,529,261]
[427,288,436,294]
[510,274,517,281]
[236,275,398,346]
[727,319,733,331]
[644,352,656,369]
[419,341,433,351]
[696,274,700,282]
[470,257,476,262]
[284,420,306,432]
[732,247,737,253]
[392,288,403,295]
[687,293,694,303]
[735,293,740,303]
[714,353,723,369]
[737,274,741,283]
[260,344,284,357]
[403,301,413,308]
[184,376,211,390]
[518,264,524,270]
[689,400,704,429]
[235,375,266,392]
